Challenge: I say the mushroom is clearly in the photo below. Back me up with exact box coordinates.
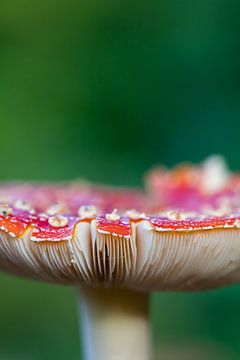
[1,157,240,360]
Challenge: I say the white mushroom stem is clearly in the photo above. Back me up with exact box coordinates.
[78,287,151,360]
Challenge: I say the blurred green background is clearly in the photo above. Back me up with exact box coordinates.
[0,0,240,359]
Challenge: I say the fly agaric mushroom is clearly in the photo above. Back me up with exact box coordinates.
[1,156,240,360]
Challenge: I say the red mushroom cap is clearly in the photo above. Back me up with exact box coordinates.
[1,156,240,290]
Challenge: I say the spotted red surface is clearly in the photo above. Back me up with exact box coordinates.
[96,216,131,237]
[30,216,79,241]
[0,214,29,236]
[0,184,143,240]
[1,161,240,241]
[150,216,240,231]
